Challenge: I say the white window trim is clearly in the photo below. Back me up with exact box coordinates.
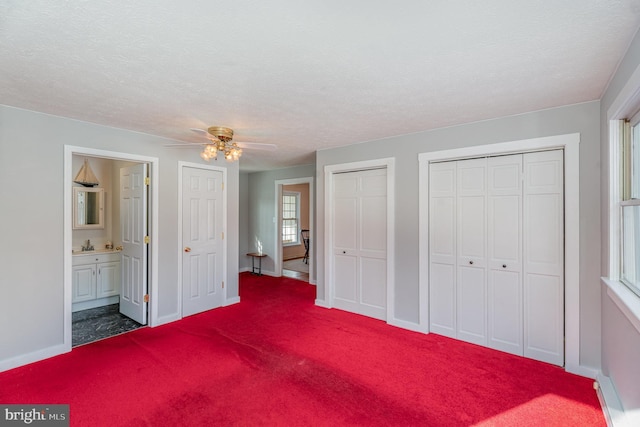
[605,60,640,336]
[282,191,301,247]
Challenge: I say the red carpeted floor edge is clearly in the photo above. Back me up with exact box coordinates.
[0,273,605,426]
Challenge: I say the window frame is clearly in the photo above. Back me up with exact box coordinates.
[620,116,640,297]
[282,191,301,246]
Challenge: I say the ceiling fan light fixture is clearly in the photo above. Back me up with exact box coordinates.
[199,127,242,163]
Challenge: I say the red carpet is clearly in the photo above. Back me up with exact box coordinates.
[1,273,605,426]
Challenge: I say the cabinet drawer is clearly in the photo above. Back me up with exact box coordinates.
[73,251,121,265]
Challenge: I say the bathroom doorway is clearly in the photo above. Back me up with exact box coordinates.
[64,146,159,349]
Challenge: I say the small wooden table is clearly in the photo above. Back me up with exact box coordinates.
[246,252,267,276]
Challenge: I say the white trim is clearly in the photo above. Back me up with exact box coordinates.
[224,296,241,306]
[155,313,181,326]
[0,344,68,373]
[388,318,427,334]
[177,161,228,318]
[418,133,582,374]
[602,277,640,335]
[609,121,624,279]
[315,299,332,309]
[64,146,160,350]
[597,373,638,427]
[274,177,314,281]
[323,157,395,322]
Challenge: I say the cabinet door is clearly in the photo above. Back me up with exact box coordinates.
[97,262,121,298]
[487,154,523,356]
[73,265,96,303]
[456,158,487,346]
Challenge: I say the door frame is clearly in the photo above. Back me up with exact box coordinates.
[177,162,228,317]
[274,177,314,282]
[418,133,587,376]
[63,145,159,351]
[323,157,395,322]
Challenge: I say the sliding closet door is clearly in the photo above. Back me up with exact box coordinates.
[523,150,564,366]
[429,162,457,337]
[332,168,387,321]
[456,158,487,346]
[487,155,523,355]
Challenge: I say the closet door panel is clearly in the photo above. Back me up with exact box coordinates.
[487,155,523,355]
[523,150,564,366]
[456,158,487,345]
[429,162,456,336]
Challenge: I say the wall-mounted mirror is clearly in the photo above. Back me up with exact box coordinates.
[73,187,104,229]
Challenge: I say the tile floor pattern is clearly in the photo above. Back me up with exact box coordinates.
[72,304,143,347]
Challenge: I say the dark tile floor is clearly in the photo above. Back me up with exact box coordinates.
[72,304,143,347]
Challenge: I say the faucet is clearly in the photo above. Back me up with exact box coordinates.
[82,239,94,251]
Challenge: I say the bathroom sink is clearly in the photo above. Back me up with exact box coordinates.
[72,248,119,255]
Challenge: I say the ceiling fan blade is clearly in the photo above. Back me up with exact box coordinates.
[164,142,207,147]
[236,142,277,151]
[189,128,207,134]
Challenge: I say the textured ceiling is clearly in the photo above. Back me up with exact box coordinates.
[2,1,640,171]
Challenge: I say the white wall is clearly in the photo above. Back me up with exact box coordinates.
[599,28,640,418]
[0,105,239,369]
[316,101,602,371]
[246,164,316,277]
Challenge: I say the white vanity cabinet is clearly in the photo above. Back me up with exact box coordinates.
[72,251,121,311]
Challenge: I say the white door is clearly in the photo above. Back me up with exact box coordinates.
[429,161,457,337]
[120,163,148,324]
[182,167,224,317]
[487,154,523,355]
[523,150,564,365]
[456,158,487,346]
[332,168,387,320]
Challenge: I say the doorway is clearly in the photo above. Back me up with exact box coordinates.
[274,177,314,283]
[64,146,159,351]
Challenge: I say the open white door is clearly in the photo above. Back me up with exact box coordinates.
[120,163,148,324]
[182,166,224,317]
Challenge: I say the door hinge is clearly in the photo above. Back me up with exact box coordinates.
[144,235,150,244]
[222,281,225,289]
[221,232,224,240]
[222,182,224,191]
[145,177,150,186]
[143,294,149,303]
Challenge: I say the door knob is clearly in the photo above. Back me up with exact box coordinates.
[469,260,474,265]
[184,247,191,253]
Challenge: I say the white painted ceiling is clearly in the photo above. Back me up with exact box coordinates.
[2,1,640,171]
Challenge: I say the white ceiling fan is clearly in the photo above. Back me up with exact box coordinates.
[165,126,277,162]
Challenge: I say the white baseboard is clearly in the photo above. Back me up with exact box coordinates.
[239,267,250,273]
[309,278,317,285]
[315,299,331,309]
[596,373,632,427]
[225,296,241,306]
[388,317,428,333]
[0,343,69,373]
[155,313,181,326]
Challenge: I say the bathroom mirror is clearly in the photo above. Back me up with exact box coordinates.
[73,187,104,229]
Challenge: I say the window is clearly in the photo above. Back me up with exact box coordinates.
[621,117,640,296]
[282,192,300,245]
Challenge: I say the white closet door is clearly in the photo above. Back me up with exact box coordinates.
[487,155,523,355]
[429,162,456,337]
[456,158,487,346]
[523,150,564,366]
[333,168,387,320]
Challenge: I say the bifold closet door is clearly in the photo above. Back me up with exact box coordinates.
[456,158,487,346]
[487,155,523,355]
[429,162,457,337]
[523,150,564,366]
[332,168,387,321]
